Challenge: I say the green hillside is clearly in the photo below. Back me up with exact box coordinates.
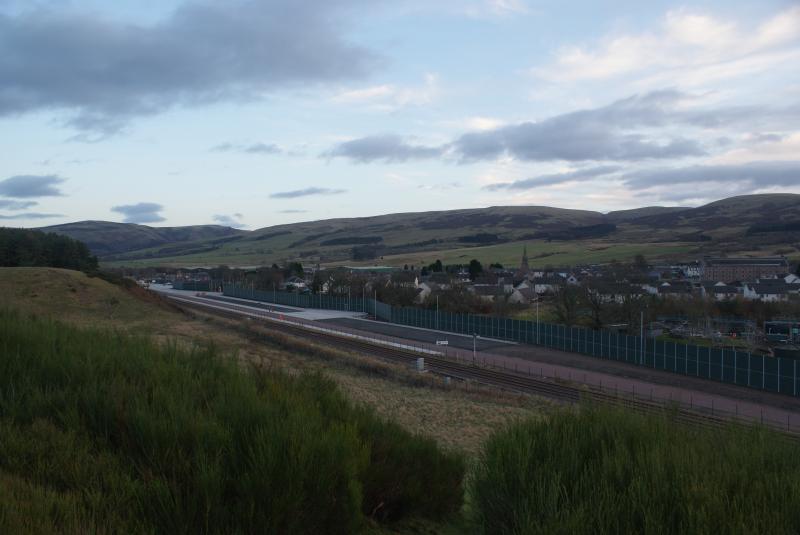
[41,220,245,257]
[42,194,800,268]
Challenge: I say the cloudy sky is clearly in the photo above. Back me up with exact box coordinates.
[1,0,798,229]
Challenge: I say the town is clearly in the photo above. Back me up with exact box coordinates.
[136,250,800,358]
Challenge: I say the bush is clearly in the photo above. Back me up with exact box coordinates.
[0,309,464,533]
[471,406,800,535]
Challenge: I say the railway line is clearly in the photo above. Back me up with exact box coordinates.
[165,292,799,437]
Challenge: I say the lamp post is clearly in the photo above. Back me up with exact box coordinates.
[473,333,477,365]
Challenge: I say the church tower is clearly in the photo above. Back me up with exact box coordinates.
[520,244,529,273]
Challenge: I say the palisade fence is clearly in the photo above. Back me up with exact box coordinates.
[222,284,800,398]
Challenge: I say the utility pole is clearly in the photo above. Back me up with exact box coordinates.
[473,333,477,365]
[536,297,540,344]
[436,295,439,331]
[639,310,645,364]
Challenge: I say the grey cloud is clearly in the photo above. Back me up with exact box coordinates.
[0,1,377,135]
[484,165,621,191]
[0,212,63,220]
[212,142,282,155]
[454,91,708,162]
[0,199,37,210]
[270,187,346,199]
[278,209,308,214]
[111,202,165,223]
[213,213,247,228]
[623,161,800,191]
[245,143,281,155]
[751,133,784,144]
[0,175,66,197]
[324,135,444,163]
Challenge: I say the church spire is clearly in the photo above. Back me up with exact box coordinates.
[521,244,529,272]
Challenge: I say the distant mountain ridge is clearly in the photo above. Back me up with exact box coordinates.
[41,221,245,257]
[38,194,800,266]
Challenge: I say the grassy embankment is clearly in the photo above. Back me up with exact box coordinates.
[0,268,545,456]
[6,267,799,533]
[470,406,800,535]
[0,309,465,533]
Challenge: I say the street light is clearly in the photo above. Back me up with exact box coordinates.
[473,333,477,365]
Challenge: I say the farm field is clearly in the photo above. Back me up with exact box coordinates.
[103,239,697,269]
[337,240,697,269]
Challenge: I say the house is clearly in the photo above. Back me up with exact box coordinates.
[587,283,646,304]
[676,261,702,278]
[742,282,790,302]
[656,281,694,299]
[415,281,443,303]
[508,286,537,304]
[282,276,307,291]
[533,277,564,295]
[784,273,800,285]
[700,281,740,301]
[470,284,507,302]
[703,257,789,282]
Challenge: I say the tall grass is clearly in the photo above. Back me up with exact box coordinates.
[471,406,800,535]
[0,309,463,533]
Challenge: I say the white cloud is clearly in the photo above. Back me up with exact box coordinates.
[332,74,440,111]
[461,0,530,18]
[710,132,800,164]
[535,7,800,88]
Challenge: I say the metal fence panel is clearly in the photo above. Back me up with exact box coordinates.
[221,284,798,398]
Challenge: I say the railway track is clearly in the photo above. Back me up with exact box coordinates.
[167,293,797,437]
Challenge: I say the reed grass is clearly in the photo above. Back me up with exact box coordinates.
[0,309,463,534]
[470,406,800,535]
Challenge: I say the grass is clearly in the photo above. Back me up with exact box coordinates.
[0,267,546,458]
[470,405,800,535]
[336,240,697,270]
[0,309,465,533]
[101,238,697,269]
[0,267,179,331]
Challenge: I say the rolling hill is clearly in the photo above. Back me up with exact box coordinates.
[38,194,800,268]
[41,220,245,257]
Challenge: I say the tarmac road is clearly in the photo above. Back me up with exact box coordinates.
[321,317,516,352]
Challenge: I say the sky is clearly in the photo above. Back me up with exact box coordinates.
[0,0,798,230]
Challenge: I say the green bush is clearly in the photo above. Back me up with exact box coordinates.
[471,406,800,535]
[0,309,463,533]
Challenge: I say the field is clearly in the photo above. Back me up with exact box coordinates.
[102,239,697,269]
[337,240,696,269]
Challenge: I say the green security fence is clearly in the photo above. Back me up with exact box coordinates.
[172,280,212,291]
[224,285,370,313]
[222,285,800,398]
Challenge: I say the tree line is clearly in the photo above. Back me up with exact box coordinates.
[0,227,98,272]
